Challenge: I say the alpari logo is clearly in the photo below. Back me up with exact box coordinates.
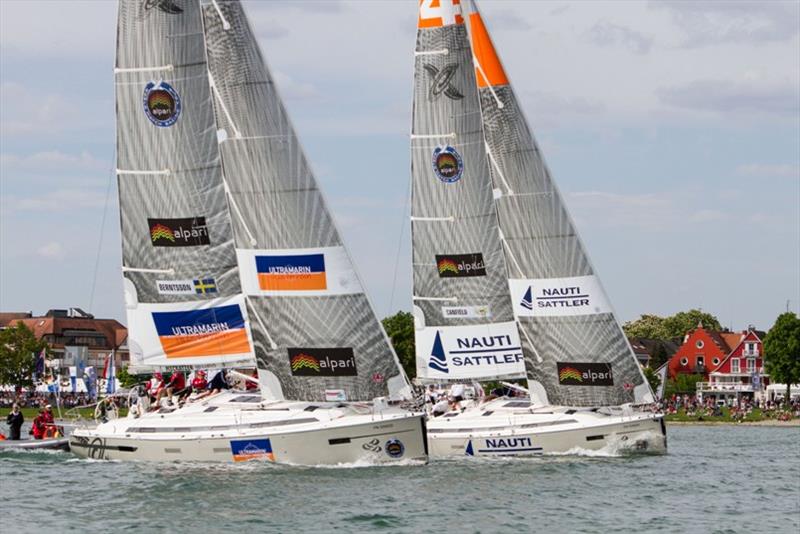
[556,362,614,386]
[423,63,464,101]
[142,81,181,127]
[147,217,210,247]
[143,0,183,15]
[428,331,448,374]
[558,366,583,383]
[435,253,486,278]
[150,224,175,243]
[287,348,357,377]
[290,353,320,373]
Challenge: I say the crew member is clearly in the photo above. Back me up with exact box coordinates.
[5,403,24,440]
[449,383,465,411]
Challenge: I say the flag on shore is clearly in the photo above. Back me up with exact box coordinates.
[104,353,116,394]
[34,349,46,378]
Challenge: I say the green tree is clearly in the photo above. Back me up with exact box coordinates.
[763,312,800,400]
[0,323,48,391]
[662,309,722,339]
[382,311,415,379]
[664,373,704,398]
[642,366,661,394]
[623,314,669,340]
[116,366,142,389]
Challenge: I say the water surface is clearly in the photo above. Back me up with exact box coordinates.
[1,425,797,533]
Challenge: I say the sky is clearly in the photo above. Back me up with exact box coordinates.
[1,0,798,333]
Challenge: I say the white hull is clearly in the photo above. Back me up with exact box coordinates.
[71,392,427,465]
[427,398,666,457]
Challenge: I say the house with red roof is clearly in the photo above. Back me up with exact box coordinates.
[666,322,768,402]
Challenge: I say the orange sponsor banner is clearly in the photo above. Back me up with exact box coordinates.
[418,0,464,29]
[257,272,327,291]
[159,330,251,358]
[469,13,509,88]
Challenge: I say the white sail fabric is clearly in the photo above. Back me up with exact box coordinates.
[411,1,525,382]
[116,0,255,369]
[465,0,653,405]
[201,1,410,402]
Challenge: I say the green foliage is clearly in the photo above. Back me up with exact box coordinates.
[0,323,47,390]
[642,366,661,394]
[664,373,704,397]
[623,314,669,339]
[662,309,721,338]
[382,311,415,379]
[624,309,722,341]
[764,312,800,398]
[116,366,142,389]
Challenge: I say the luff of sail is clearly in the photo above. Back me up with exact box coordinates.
[200,0,410,402]
[465,0,654,406]
[116,0,255,370]
[412,0,525,382]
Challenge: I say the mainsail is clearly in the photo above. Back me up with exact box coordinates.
[411,0,525,382]
[116,0,255,370]
[201,0,410,402]
[464,0,653,405]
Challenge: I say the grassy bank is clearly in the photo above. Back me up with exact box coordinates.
[0,406,128,420]
[663,407,794,424]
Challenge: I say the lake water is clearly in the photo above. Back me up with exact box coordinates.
[1,425,797,533]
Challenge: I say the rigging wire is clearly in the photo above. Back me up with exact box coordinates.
[88,160,115,313]
[387,173,412,317]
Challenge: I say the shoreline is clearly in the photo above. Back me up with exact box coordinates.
[666,419,799,427]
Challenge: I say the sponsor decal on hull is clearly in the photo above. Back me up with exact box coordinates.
[152,304,251,358]
[288,348,357,377]
[148,217,210,247]
[325,389,347,402]
[385,439,405,459]
[465,437,542,456]
[231,439,275,462]
[436,253,486,278]
[557,362,614,386]
[142,81,181,127]
[416,321,525,380]
[510,275,612,317]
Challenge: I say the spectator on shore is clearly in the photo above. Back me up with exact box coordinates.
[5,403,24,440]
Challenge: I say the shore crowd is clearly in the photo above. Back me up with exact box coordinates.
[660,394,799,422]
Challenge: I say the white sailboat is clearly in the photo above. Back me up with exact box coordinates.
[410,0,666,457]
[71,0,426,465]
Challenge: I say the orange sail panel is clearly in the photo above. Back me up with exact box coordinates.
[469,12,509,88]
[418,0,464,29]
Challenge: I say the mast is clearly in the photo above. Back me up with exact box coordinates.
[115,0,255,371]
[200,0,410,402]
[464,0,654,405]
[411,0,525,383]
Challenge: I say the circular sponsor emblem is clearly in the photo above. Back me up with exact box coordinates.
[431,145,463,183]
[385,438,404,459]
[143,81,181,127]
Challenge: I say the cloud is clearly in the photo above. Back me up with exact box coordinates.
[1,150,106,172]
[650,0,800,47]
[658,80,800,116]
[0,82,92,137]
[736,163,800,178]
[5,189,108,212]
[483,10,532,32]
[586,22,653,54]
[271,70,320,101]
[36,242,65,260]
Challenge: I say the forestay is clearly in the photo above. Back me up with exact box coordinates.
[464,0,654,405]
[115,0,255,370]
[201,0,409,402]
[411,0,525,382]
